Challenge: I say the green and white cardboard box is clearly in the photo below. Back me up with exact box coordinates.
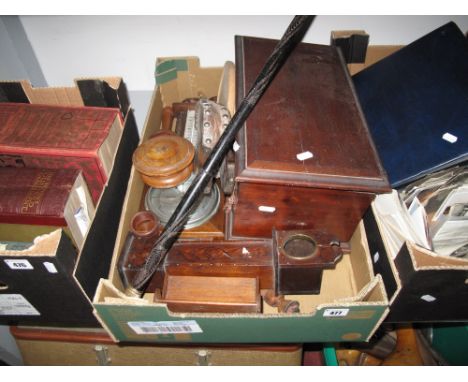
[93,57,389,344]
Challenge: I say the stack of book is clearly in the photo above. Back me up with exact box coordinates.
[0,102,124,251]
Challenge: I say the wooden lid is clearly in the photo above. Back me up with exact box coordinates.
[133,133,195,188]
[234,36,390,193]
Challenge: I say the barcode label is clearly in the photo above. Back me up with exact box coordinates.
[128,320,203,335]
[323,308,349,317]
[4,259,33,270]
[0,294,40,316]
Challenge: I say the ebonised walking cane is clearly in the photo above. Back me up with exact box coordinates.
[125,15,315,297]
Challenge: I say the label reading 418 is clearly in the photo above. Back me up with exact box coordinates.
[4,259,34,270]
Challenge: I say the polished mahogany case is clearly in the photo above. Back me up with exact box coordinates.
[230,36,390,243]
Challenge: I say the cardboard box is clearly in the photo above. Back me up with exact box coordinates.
[364,203,468,322]
[347,45,402,75]
[93,57,389,344]
[350,44,468,323]
[0,79,140,327]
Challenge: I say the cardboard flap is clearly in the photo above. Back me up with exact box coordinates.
[156,57,223,106]
[74,108,139,301]
[140,87,162,143]
[330,30,369,63]
[0,229,61,257]
[408,242,468,270]
[94,278,147,304]
[107,166,145,290]
[75,78,130,117]
[349,274,387,304]
[364,206,402,304]
[17,80,84,106]
[347,45,402,75]
[0,81,29,103]
[366,200,468,322]
[217,61,236,116]
[0,78,129,117]
[390,242,468,322]
[155,58,189,85]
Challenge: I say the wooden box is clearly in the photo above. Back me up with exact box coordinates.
[230,36,390,243]
[11,326,302,366]
[147,238,275,292]
[155,275,261,314]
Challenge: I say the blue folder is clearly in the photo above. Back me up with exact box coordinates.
[353,22,468,188]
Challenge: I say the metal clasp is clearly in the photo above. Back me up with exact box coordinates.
[94,345,111,366]
[195,349,212,366]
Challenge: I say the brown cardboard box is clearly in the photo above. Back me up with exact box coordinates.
[93,57,389,344]
[0,79,139,327]
[364,203,468,322]
[347,46,402,75]
[353,45,468,322]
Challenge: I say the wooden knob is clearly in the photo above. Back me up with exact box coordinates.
[133,133,195,188]
[161,106,174,131]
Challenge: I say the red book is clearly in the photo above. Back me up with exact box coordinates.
[0,167,95,250]
[0,103,124,204]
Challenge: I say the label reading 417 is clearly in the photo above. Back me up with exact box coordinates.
[323,308,350,317]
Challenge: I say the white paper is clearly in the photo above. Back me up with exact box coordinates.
[431,186,468,222]
[432,220,468,256]
[407,197,431,249]
[429,186,468,256]
[373,191,431,258]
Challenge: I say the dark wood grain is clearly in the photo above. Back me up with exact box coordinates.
[274,229,343,294]
[230,182,375,242]
[231,36,390,244]
[235,36,390,192]
[155,275,261,313]
[146,239,274,292]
